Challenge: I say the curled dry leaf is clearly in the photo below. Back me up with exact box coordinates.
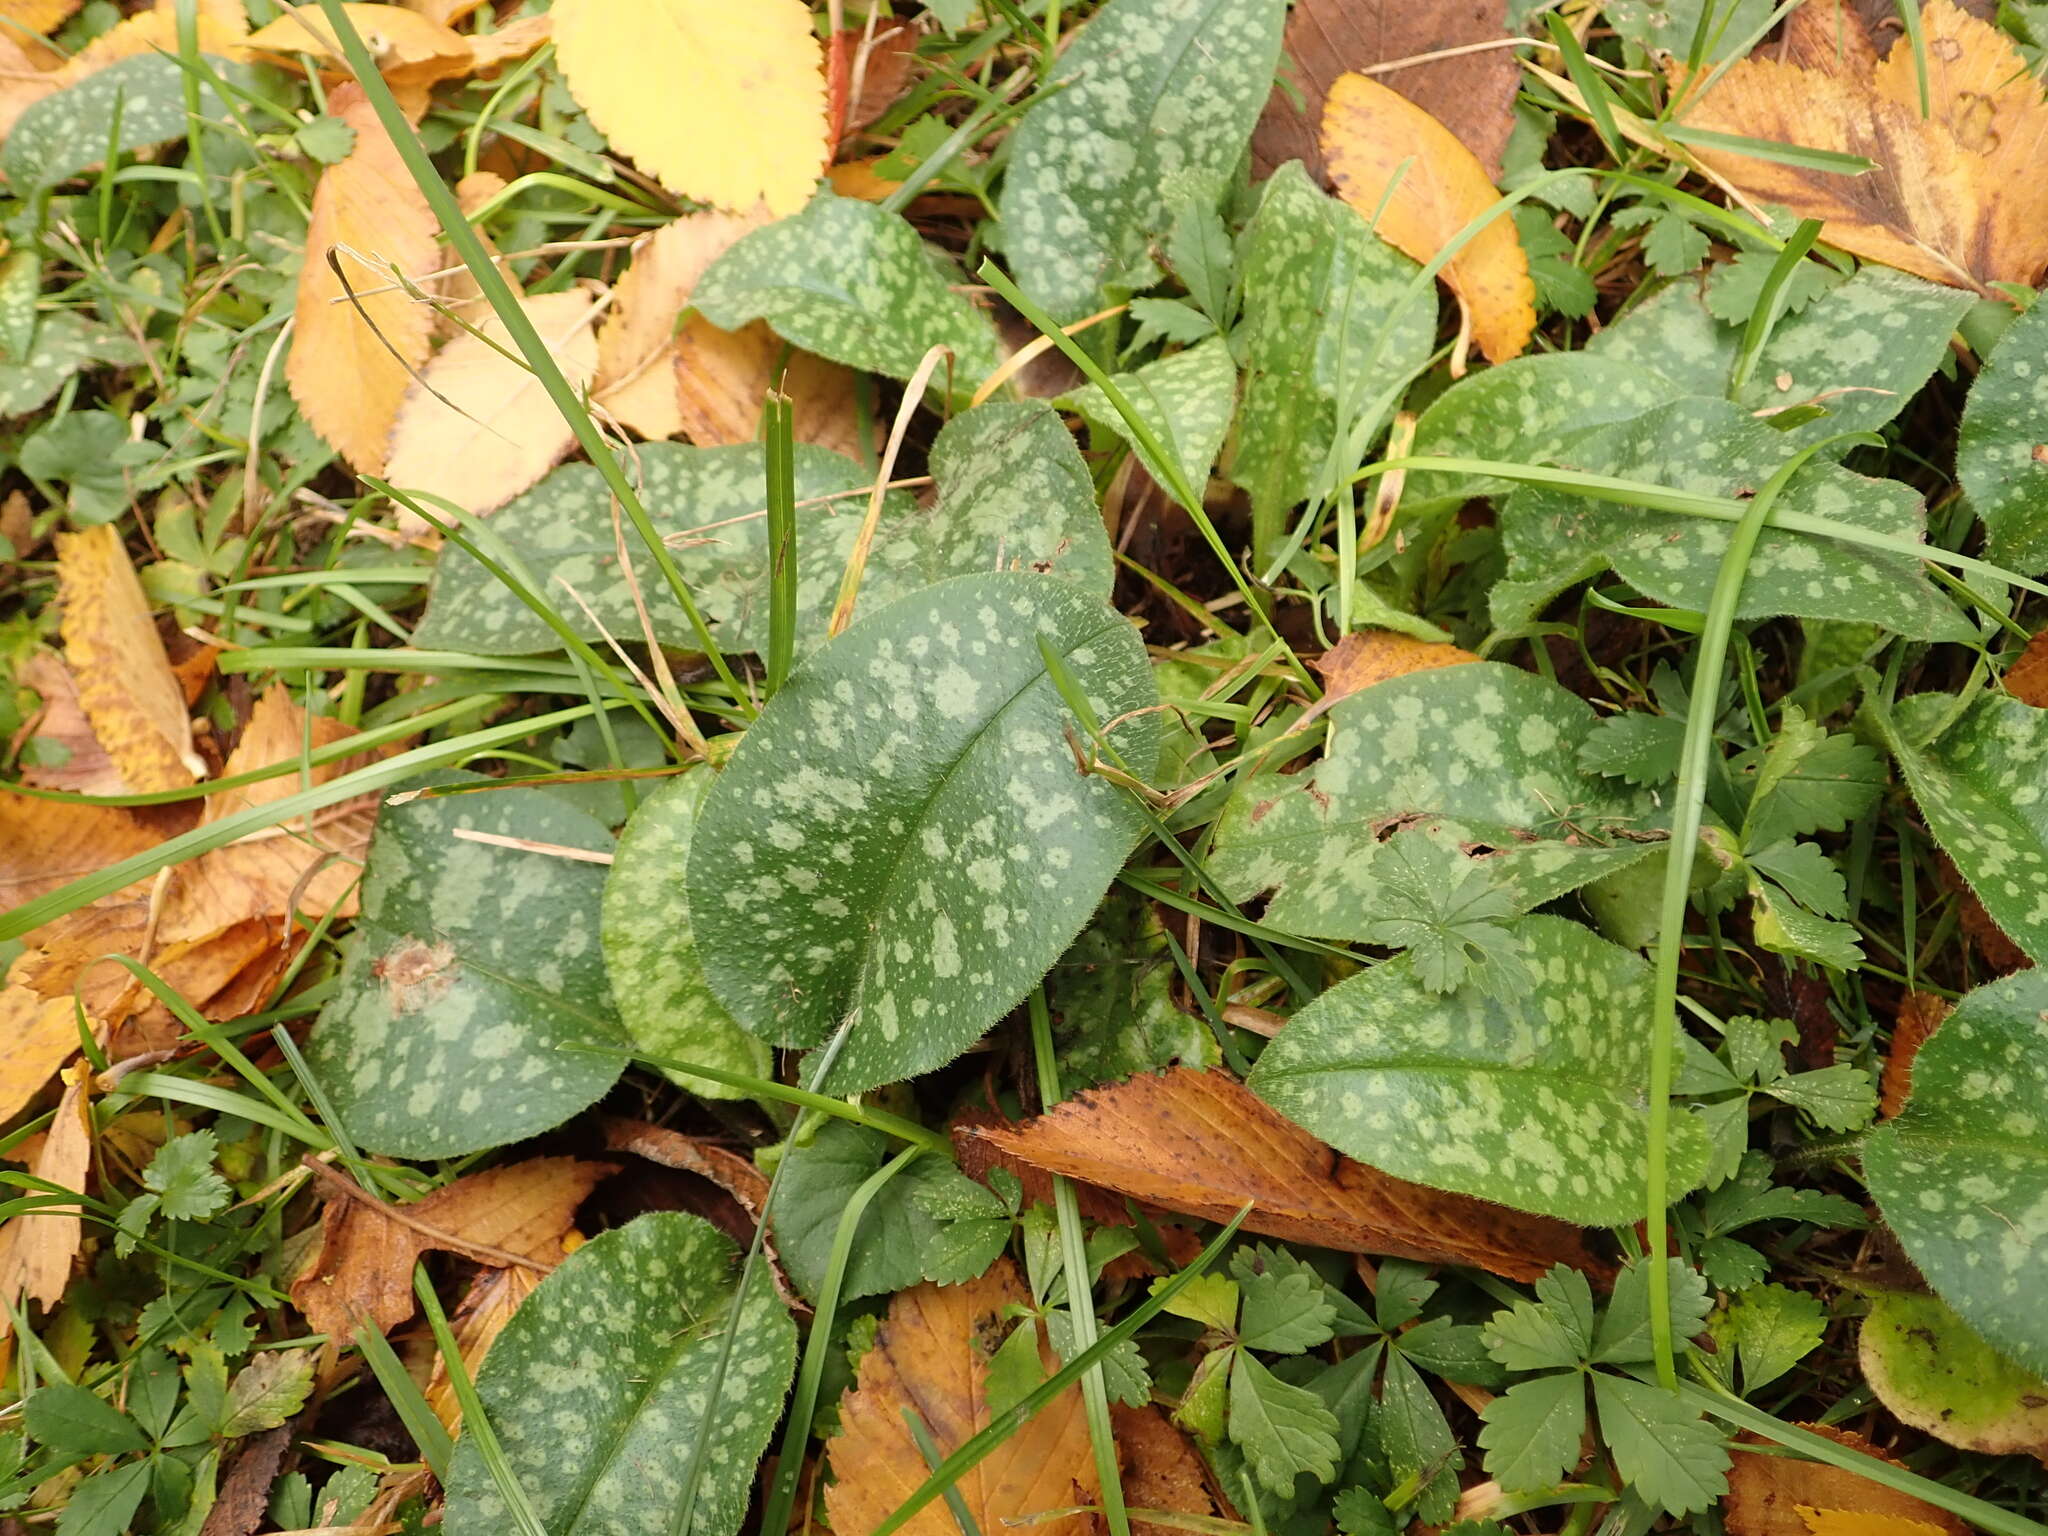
[0,1061,92,1333]
[384,287,603,523]
[1723,1425,1966,1536]
[56,523,203,790]
[825,1258,1098,1536]
[288,82,440,476]
[967,1067,1606,1283]
[1882,991,1948,1119]
[552,0,827,218]
[244,2,471,83]
[1671,0,2048,294]
[1321,72,1535,365]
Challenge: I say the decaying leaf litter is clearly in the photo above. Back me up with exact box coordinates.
[3,0,2048,1533]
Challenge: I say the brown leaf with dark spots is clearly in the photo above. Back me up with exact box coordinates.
[825,1259,1097,1536]
[199,1424,294,1536]
[1723,1425,1966,1536]
[1883,992,1949,1119]
[1114,1403,1226,1536]
[967,1068,1607,1283]
[1252,0,1520,181]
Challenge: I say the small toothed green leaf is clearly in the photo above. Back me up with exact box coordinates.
[1715,1283,1825,1392]
[1699,1152,1866,1237]
[689,573,1160,1094]
[1065,336,1237,498]
[307,772,625,1158]
[442,1213,794,1536]
[1698,1237,1767,1292]
[693,193,999,382]
[1125,296,1216,348]
[1249,916,1710,1225]
[1478,1372,1585,1492]
[1351,826,1531,997]
[1767,1063,1875,1131]
[1589,1372,1728,1516]
[0,313,139,421]
[1232,1246,1336,1355]
[1046,889,1214,1089]
[25,1385,147,1458]
[1591,1258,1712,1365]
[1229,1349,1341,1495]
[1865,968,2048,1375]
[1749,875,1864,970]
[998,0,1285,323]
[142,1130,230,1223]
[1702,249,1842,324]
[1959,294,2048,573]
[221,1351,315,1439]
[1376,1349,1460,1522]
[1741,706,1885,847]
[1577,711,1686,786]
[1484,1265,1595,1373]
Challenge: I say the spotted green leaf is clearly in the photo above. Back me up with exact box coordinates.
[1248,915,1710,1225]
[601,769,771,1101]
[1046,889,1214,1089]
[306,773,624,1158]
[1206,662,1665,944]
[441,1213,795,1536]
[1585,282,1738,396]
[1492,398,1972,642]
[692,193,999,382]
[1864,968,2048,1374]
[1065,336,1236,498]
[1232,162,1432,554]
[1859,1289,2048,1457]
[1874,689,2048,964]
[998,0,1286,323]
[3,55,231,189]
[0,313,137,420]
[688,572,1161,1094]
[1959,292,2048,573]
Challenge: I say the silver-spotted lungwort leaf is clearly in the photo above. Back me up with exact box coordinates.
[0,314,139,420]
[1492,397,1973,642]
[1206,662,1665,944]
[1248,915,1710,1225]
[1584,281,1739,396]
[3,55,231,188]
[1959,293,2048,574]
[688,572,1162,1095]
[440,1213,795,1536]
[307,773,625,1158]
[1875,689,2048,964]
[998,0,1286,323]
[1863,968,2048,1375]
[1232,163,1433,553]
[1064,336,1236,498]
[601,770,772,1101]
[692,193,1000,382]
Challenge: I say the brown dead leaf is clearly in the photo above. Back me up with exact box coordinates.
[674,326,869,459]
[1314,630,1478,710]
[291,1157,613,1353]
[600,1116,768,1214]
[825,1259,1098,1536]
[2005,627,2048,707]
[1778,0,1883,74]
[244,2,470,83]
[0,981,86,1128]
[1724,1426,1966,1536]
[0,488,30,554]
[0,1061,92,1332]
[828,20,922,144]
[1671,0,2048,294]
[20,651,130,795]
[1252,0,1520,182]
[288,82,440,476]
[1114,1404,1224,1536]
[200,1424,294,1536]
[0,790,163,911]
[1883,992,1949,1119]
[968,1068,1606,1282]
[1940,850,2033,975]
[57,523,203,790]
[1321,72,1535,366]
[384,286,602,523]
[422,1263,542,1435]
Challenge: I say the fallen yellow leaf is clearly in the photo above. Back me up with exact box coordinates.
[383,286,603,522]
[19,651,128,795]
[1315,629,1478,705]
[1671,0,2048,293]
[0,1061,92,1333]
[0,0,77,36]
[245,1,470,82]
[55,0,249,79]
[551,0,827,217]
[674,324,868,459]
[433,170,520,336]
[1321,71,1535,366]
[288,82,440,475]
[423,1264,542,1434]
[399,0,485,23]
[0,31,61,142]
[0,792,163,916]
[462,12,549,73]
[55,523,204,790]
[0,981,88,1129]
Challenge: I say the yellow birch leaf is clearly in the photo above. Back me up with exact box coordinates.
[0,0,77,37]
[0,1061,92,1332]
[55,523,202,790]
[593,208,772,440]
[244,1,470,81]
[384,287,603,522]
[288,82,440,475]
[552,0,827,217]
[1320,71,1535,365]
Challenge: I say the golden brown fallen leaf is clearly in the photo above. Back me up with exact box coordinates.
[1671,0,2048,294]
[967,1068,1606,1282]
[0,0,77,35]
[826,158,904,202]
[56,524,203,790]
[20,651,128,795]
[825,1259,1098,1536]
[0,1061,92,1334]
[460,13,550,75]
[384,287,602,523]
[0,791,164,912]
[673,325,869,460]
[0,980,85,1128]
[291,1157,613,1357]
[244,1,470,82]
[288,82,440,476]
[2005,628,2048,708]
[1114,1403,1226,1536]
[422,1263,543,1435]
[1321,72,1535,366]
[600,1116,768,1215]
[0,31,61,140]
[1723,1426,1966,1536]
[399,0,485,24]
[827,20,921,144]
[1777,0,1881,74]
[1882,991,1948,1119]
[55,0,248,78]
[1303,630,1479,731]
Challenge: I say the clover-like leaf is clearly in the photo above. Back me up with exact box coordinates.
[1065,336,1236,499]
[1352,825,1531,996]
[1249,915,1710,1225]
[1864,967,2048,1374]
[307,772,625,1158]
[998,0,1285,323]
[1959,286,2048,573]
[1045,889,1214,1089]
[693,193,1000,382]
[689,572,1160,1094]
[441,1213,795,1536]
[1478,1373,1585,1493]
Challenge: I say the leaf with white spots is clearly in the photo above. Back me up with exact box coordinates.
[1584,282,1739,396]
[1492,397,1973,642]
[1864,968,2048,1375]
[601,769,772,1102]
[692,192,1000,384]
[306,772,625,1158]
[1206,662,1665,944]
[688,572,1161,1095]
[1064,337,1236,499]
[1959,292,2048,574]
[2,53,229,188]
[441,1212,795,1536]
[1248,914,1711,1225]
[1045,889,1214,1089]
[0,313,134,420]
[1874,689,2048,965]
[997,0,1286,323]
[1232,162,1433,554]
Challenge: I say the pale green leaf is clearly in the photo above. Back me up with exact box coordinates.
[143,1131,229,1222]
[26,1386,147,1458]
[1741,707,1884,847]
[1859,1288,2048,1457]
[1065,336,1236,497]
[1703,250,1842,323]
[1478,1373,1585,1492]
[1161,1274,1241,1334]
[1577,711,1686,786]
[221,1351,315,1439]
[1750,876,1865,970]
[52,1458,149,1536]
[1590,1373,1728,1516]
[1228,1349,1341,1494]
[1698,1236,1767,1292]
[1716,1284,1825,1392]
[1125,297,1216,348]
[1959,293,2048,573]
[1699,1151,1865,1236]
[1045,1309,1152,1406]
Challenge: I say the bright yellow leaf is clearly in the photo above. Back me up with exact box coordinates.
[1797,1509,1951,1536]
[244,1,470,81]
[551,0,828,217]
